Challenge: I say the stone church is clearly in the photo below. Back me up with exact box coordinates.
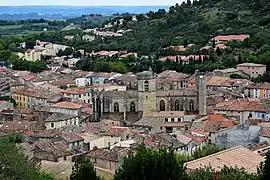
[91,69,207,122]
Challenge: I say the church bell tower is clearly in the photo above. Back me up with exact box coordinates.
[137,67,157,117]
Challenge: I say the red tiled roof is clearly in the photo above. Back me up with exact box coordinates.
[185,146,264,173]
[219,121,235,128]
[61,88,86,95]
[52,101,82,109]
[50,79,75,86]
[106,126,128,137]
[215,99,266,112]
[212,34,250,41]
[191,129,209,136]
[209,114,224,121]
[120,53,136,58]
[248,119,263,125]
[0,67,7,72]
[60,133,84,143]
[216,44,227,49]
[82,107,93,115]
[260,126,270,138]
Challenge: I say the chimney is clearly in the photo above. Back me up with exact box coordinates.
[195,70,207,116]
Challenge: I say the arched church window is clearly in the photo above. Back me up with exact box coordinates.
[130,102,136,112]
[114,102,119,113]
[144,81,149,91]
[189,100,194,111]
[175,100,180,111]
[160,100,165,111]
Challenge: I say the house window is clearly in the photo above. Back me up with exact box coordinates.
[178,118,182,122]
[130,102,136,112]
[64,156,67,161]
[51,123,54,128]
[189,100,194,111]
[160,126,163,130]
[144,81,149,91]
[160,100,165,111]
[165,118,168,122]
[171,118,175,122]
[175,100,180,111]
[94,158,97,163]
[114,102,119,113]
[79,95,81,98]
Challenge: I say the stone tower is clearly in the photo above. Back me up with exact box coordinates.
[195,70,207,115]
[137,67,157,117]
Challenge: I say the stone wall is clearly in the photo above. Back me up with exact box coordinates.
[214,124,260,149]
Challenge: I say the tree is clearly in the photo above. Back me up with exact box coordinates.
[188,167,214,180]
[136,14,146,21]
[230,74,245,79]
[70,156,100,180]
[0,136,53,180]
[63,47,74,56]
[192,144,222,159]
[258,151,270,180]
[188,166,258,180]
[123,15,133,21]
[220,166,258,180]
[73,51,82,58]
[212,39,216,48]
[114,146,187,180]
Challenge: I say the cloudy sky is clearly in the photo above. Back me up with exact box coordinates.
[0,0,182,6]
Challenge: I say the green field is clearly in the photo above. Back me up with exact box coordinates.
[0,24,23,30]
[0,23,49,36]
[0,22,48,30]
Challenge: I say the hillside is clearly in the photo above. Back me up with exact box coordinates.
[71,0,270,78]
[87,0,270,53]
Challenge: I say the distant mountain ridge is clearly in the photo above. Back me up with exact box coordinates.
[0,6,169,20]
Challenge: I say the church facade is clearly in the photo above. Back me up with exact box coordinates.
[91,69,206,122]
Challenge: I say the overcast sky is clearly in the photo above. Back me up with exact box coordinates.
[0,0,182,6]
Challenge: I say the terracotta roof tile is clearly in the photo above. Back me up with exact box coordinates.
[106,127,129,137]
[213,34,250,41]
[260,126,270,138]
[59,133,84,143]
[185,146,264,173]
[61,88,87,94]
[50,79,75,86]
[52,101,82,109]
[209,114,224,121]
[35,141,72,158]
